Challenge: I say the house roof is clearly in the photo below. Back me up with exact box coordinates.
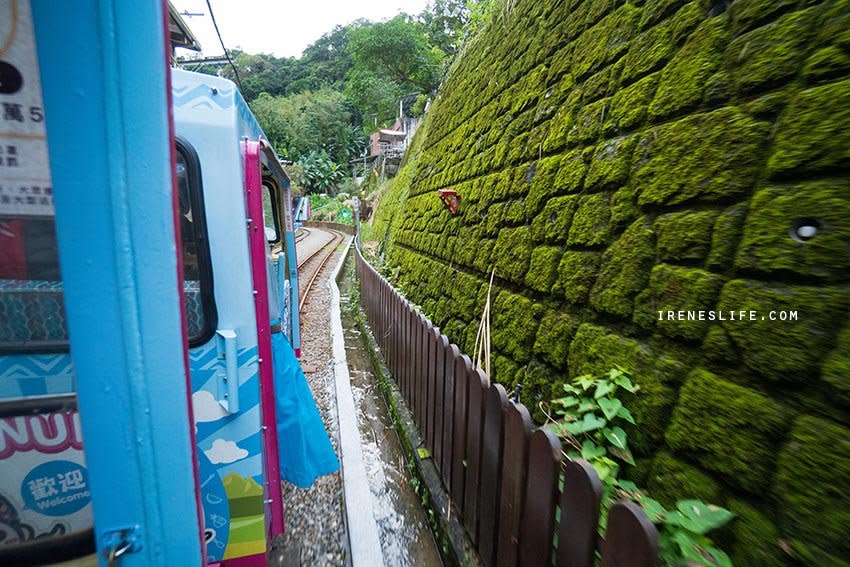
[168,3,202,52]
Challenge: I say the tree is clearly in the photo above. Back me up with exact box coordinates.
[249,88,365,164]
[420,0,470,56]
[300,150,345,193]
[344,66,404,130]
[349,15,445,95]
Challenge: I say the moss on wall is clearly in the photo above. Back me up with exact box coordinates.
[369,0,850,561]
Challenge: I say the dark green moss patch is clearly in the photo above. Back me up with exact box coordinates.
[526,157,573,217]
[610,186,638,228]
[646,452,721,508]
[775,416,850,563]
[701,326,738,364]
[556,250,602,304]
[649,17,729,120]
[567,97,608,146]
[655,210,718,262]
[726,9,816,94]
[633,107,768,206]
[533,309,580,368]
[584,136,637,191]
[639,264,726,341]
[735,182,850,281]
[492,354,522,386]
[768,79,850,176]
[553,148,589,194]
[803,46,850,83]
[822,323,850,407]
[604,72,660,134]
[718,279,850,382]
[729,0,798,33]
[590,218,656,317]
[568,193,613,246]
[530,195,581,243]
[619,2,703,85]
[493,227,533,283]
[727,500,790,567]
[491,290,542,364]
[525,245,562,292]
[707,204,748,270]
[570,5,639,79]
[666,368,788,493]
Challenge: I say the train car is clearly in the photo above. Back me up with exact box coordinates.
[0,2,328,565]
[172,67,308,564]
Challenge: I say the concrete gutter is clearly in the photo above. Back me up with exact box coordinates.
[327,237,386,567]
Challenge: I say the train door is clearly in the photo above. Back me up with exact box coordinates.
[0,1,93,562]
[260,143,300,358]
[174,136,272,566]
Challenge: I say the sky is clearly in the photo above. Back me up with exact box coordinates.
[171,0,431,59]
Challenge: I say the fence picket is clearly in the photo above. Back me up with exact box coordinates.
[600,501,659,567]
[355,246,660,567]
[451,354,472,518]
[419,318,432,440]
[496,403,532,567]
[425,326,437,453]
[433,334,449,472]
[519,428,562,567]
[413,313,423,426]
[557,460,603,567]
[463,367,487,544]
[405,304,414,407]
[441,342,458,492]
[479,383,508,567]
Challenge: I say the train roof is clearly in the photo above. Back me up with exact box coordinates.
[171,68,289,187]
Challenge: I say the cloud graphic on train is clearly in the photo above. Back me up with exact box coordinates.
[192,390,229,423]
[204,439,248,464]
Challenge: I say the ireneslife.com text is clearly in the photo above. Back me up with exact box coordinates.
[658,310,798,321]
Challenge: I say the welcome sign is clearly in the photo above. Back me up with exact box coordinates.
[0,412,92,548]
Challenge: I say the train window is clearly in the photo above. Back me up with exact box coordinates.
[0,216,68,351]
[262,181,280,244]
[175,139,217,346]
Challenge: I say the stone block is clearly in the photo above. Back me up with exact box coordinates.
[666,368,788,493]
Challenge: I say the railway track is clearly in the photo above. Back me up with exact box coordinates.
[297,227,346,312]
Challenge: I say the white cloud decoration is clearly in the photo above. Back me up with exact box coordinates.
[192,390,229,423]
[204,438,249,464]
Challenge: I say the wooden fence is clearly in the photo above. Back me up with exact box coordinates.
[355,246,660,567]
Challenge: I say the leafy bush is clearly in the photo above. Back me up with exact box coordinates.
[550,368,733,566]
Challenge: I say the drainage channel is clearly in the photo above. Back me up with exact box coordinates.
[336,254,443,567]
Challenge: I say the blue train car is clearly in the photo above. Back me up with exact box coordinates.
[0,2,313,565]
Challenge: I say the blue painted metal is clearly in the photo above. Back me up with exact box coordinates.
[32,1,203,565]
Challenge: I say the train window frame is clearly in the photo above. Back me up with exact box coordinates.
[0,216,68,354]
[262,178,281,245]
[175,137,218,348]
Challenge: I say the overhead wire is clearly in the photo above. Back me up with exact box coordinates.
[204,0,247,95]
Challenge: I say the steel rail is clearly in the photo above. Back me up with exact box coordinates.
[297,228,345,312]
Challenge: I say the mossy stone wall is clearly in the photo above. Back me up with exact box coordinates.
[371,1,850,564]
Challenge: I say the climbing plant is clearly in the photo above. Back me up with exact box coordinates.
[550,368,733,567]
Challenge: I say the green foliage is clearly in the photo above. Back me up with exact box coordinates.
[551,367,640,494]
[640,497,734,567]
[466,0,507,38]
[251,88,364,164]
[300,150,345,193]
[308,192,354,224]
[553,368,733,566]
[349,15,445,95]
